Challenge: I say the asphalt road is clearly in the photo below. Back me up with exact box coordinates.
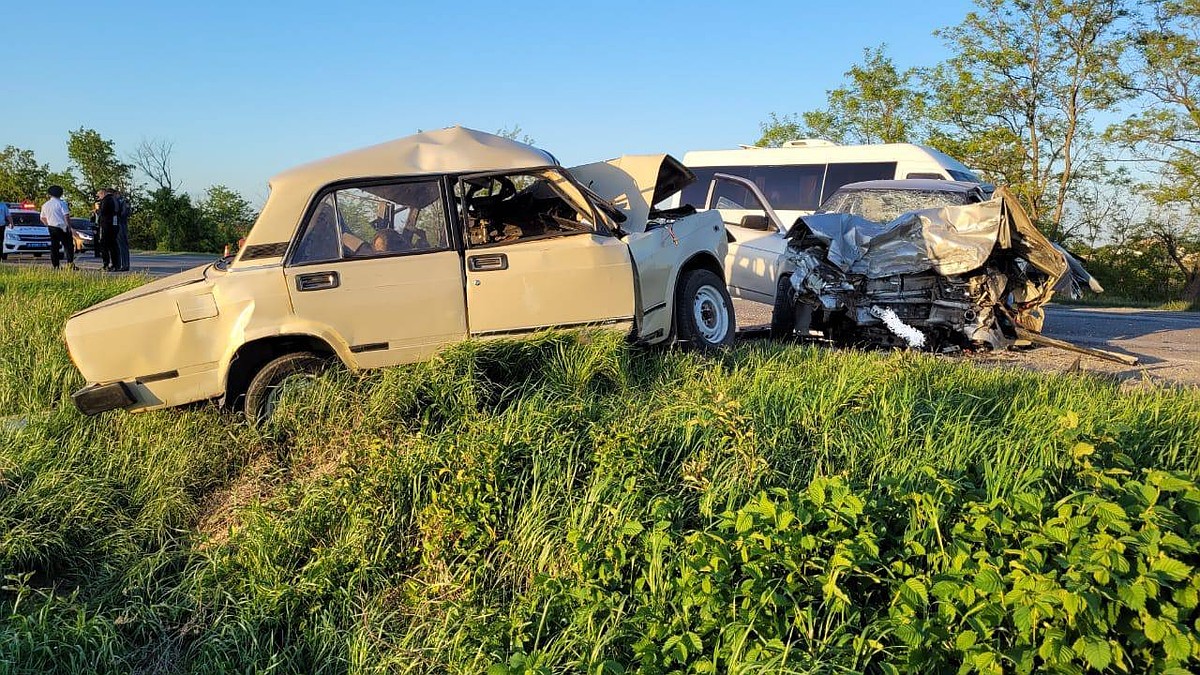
[10,251,1198,385]
[7,250,223,277]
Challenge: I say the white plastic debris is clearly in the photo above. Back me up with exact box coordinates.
[868,306,926,348]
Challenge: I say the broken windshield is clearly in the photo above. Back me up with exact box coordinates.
[819,188,973,223]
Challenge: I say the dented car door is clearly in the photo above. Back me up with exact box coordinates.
[458,168,637,337]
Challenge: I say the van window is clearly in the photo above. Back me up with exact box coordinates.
[680,165,825,211]
[947,169,981,183]
[905,172,946,180]
[821,162,898,202]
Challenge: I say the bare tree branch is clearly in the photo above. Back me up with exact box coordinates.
[132,138,175,192]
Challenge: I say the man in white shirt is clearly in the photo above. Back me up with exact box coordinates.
[40,185,75,270]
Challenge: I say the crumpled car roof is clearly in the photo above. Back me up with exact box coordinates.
[271,126,557,189]
[238,127,559,256]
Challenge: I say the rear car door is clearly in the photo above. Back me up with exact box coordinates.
[457,168,636,336]
[285,178,468,367]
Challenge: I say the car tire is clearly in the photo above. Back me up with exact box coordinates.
[770,274,796,339]
[243,351,327,424]
[675,268,735,350]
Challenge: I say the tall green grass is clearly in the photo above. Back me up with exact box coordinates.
[1,266,1198,673]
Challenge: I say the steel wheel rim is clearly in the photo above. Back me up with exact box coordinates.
[262,373,317,420]
[692,284,729,344]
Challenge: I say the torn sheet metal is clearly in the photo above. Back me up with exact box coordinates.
[798,201,1004,278]
[781,187,1069,351]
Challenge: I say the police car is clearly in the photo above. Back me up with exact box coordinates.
[2,201,52,260]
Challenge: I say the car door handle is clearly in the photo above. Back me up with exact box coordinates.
[296,271,340,292]
[468,253,508,272]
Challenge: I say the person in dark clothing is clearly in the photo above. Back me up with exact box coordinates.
[113,191,131,271]
[92,201,108,266]
[96,189,119,271]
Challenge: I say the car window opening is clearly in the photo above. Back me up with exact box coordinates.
[459,170,595,248]
[292,179,450,264]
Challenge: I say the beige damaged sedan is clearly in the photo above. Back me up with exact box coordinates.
[65,127,735,419]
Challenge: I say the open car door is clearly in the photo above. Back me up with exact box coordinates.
[457,168,636,337]
[709,173,789,303]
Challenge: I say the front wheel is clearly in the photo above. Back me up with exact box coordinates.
[770,274,796,339]
[243,351,327,424]
[675,269,736,350]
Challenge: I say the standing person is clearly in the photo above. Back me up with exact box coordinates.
[0,199,10,262]
[95,188,119,271]
[40,186,75,270]
[92,200,108,266]
[113,190,131,271]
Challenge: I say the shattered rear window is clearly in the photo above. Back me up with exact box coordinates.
[819,189,973,223]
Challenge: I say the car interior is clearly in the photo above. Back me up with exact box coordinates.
[458,171,595,247]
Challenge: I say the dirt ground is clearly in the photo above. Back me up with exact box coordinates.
[732,299,1200,387]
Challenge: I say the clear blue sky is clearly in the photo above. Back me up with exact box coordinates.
[8,0,976,204]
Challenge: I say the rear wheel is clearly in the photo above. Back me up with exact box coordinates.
[675,269,735,350]
[243,351,327,424]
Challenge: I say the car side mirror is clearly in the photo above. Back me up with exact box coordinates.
[738,214,771,231]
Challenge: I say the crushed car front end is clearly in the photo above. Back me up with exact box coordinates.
[776,187,1068,352]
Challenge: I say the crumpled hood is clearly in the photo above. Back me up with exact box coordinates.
[793,187,1067,287]
[71,263,214,318]
[569,154,694,233]
[797,201,1005,278]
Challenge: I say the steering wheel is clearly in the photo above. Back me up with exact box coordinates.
[465,176,517,210]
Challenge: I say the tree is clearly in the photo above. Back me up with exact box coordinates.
[131,138,175,192]
[199,185,256,249]
[67,128,133,195]
[145,188,210,252]
[495,125,535,145]
[758,46,926,147]
[1106,0,1200,208]
[1104,1,1200,300]
[926,0,1130,238]
[0,146,50,202]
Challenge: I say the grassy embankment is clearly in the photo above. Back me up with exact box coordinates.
[2,265,1199,674]
[1055,293,1198,312]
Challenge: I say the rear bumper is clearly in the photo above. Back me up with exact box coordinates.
[72,382,136,415]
